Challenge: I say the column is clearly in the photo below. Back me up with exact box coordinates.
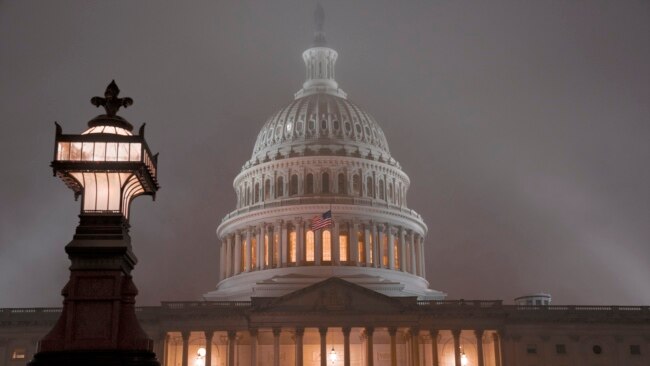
[333,221,341,265]
[154,331,167,364]
[281,221,288,267]
[409,233,417,275]
[492,332,502,366]
[245,229,252,272]
[274,223,281,267]
[364,224,372,267]
[181,331,190,366]
[399,228,407,272]
[267,225,274,268]
[418,236,426,277]
[220,240,226,280]
[452,329,461,366]
[388,327,397,366]
[387,225,395,270]
[258,224,265,269]
[429,329,439,366]
[343,327,351,366]
[350,221,359,265]
[273,328,281,366]
[250,329,258,366]
[205,330,214,366]
[296,218,304,265]
[365,327,374,366]
[226,235,233,277]
[410,327,420,366]
[475,330,484,366]
[377,225,385,268]
[371,224,379,268]
[227,330,236,366]
[315,229,322,265]
[295,328,304,366]
[319,327,327,366]
[234,232,242,275]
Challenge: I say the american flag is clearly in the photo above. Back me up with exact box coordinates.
[311,210,332,230]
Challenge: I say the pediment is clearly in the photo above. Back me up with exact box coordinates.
[252,277,415,314]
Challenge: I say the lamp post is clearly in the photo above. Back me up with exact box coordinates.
[29,81,160,366]
[328,347,337,364]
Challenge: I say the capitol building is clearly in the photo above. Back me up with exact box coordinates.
[1,7,649,366]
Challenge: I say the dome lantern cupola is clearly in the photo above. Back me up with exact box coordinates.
[295,4,347,99]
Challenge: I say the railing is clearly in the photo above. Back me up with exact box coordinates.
[417,300,503,308]
[222,196,423,222]
[415,302,650,313]
[0,308,62,314]
[161,301,252,309]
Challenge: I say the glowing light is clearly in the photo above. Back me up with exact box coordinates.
[197,348,206,357]
[194,347,206,366]
[328,347,338,363]
[460,350,468,366]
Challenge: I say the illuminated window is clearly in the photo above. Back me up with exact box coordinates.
[382,233,388,267]
[339,231,348,262]
[11,348,26,360]
[366,176,373,197]
[338,173,346,194]
[322,172,330,193]
[288,226,297,263]
[241,239,246,269]
[306,174,314,194]
[264,232,270,267]
[276,176,284,197]
[289,174,298,196]
[273,230,280,267]
[306,230,315,262]
[394,236,400,269]
[251,235,257,270]
[322,229,332,261]
[357,230,365,264]
[368,233,374,264]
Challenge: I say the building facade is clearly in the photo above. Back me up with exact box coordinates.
[1,8,649,366]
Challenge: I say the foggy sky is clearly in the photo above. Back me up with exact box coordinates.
[0,1,648,307]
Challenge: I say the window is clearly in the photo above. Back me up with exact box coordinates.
[251,234,257,270]
[264,232,270,267]
[388,182,393,202]
[630,345,641,355]
[338,173,346,194]
[12,348,26,360]
[592,345,602,355]
[273,230,280,267]
[393,236,400,269]
[357,230,365,264]
[254,182,260,203]
[381,232,388,267]
[264,179,271,200]
[289,174,298,196]
[322,172,330,193]
[288,226,297,263]
[339,230,348,262]
[555,344,566,354]
[276,176,284,197]
[306,174,314,194]
[322,229,332,261]
[526,344,537,354]
[352,174,360,195]
[366,176,373,197]
[306,230,315,262]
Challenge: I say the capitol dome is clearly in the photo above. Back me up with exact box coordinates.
[204,11,445,301]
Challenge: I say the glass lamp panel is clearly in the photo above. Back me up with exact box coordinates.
[57,142,70,160]
[70,142,82,160]
[81,142,94,161]
[94,173,109,211]
[106,143,118,161]
[82,173,96,211]
[93,142,106,161]
[107,173,122,211]
[322,230,332,261]
[117,143,130,161]
[129,143,142,161]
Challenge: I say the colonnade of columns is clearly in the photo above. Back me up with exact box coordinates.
[219,220,425,281]
[163,327,503,366]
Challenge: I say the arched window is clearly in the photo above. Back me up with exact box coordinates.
[264,179,271,200]
[322,172,330,193]
[338,173,346,194]
[322,229,332,261]
[388,182,393,203]
[289,174,298,196]
[357,229,365,264]
[306,173,314,194]
[379,179,385,200]
[366,177,374,197]
[254,182,260,203]
[288,224,296,263]
[276,176,284,197]
[306,230,315,262]
[250,233,257,270]
[352,174,361,196]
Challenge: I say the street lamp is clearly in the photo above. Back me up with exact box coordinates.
[195,347,207,366]
[29,81,160,366]
[328,347,338,363]
[460,348,469,366]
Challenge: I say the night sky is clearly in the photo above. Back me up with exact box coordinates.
[1,1,648,307]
